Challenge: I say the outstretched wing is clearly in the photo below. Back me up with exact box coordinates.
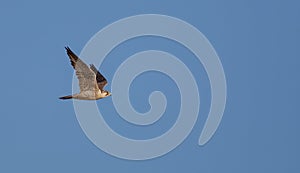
[65,47,99,92]
[90,64,107,91]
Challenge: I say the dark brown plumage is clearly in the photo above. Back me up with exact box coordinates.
[90,64,108,91]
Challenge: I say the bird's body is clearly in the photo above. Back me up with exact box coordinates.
[59,47,111,100]
[60,90,105,100]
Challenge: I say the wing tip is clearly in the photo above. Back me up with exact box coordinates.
[64,46,79,62]
[65,46,71,53]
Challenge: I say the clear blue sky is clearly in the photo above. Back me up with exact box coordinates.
[1,0,299,172]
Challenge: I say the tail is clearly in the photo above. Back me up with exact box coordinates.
[59,95,73,100]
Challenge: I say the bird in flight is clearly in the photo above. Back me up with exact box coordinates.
[59,47,111,100]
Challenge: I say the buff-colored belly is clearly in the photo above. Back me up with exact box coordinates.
[73,91,97,100]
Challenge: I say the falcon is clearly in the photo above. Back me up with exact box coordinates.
[59,47,111,100]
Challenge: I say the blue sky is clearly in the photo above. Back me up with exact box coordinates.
[1,0,299,172]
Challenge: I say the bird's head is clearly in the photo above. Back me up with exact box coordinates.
[105,91,112,97]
